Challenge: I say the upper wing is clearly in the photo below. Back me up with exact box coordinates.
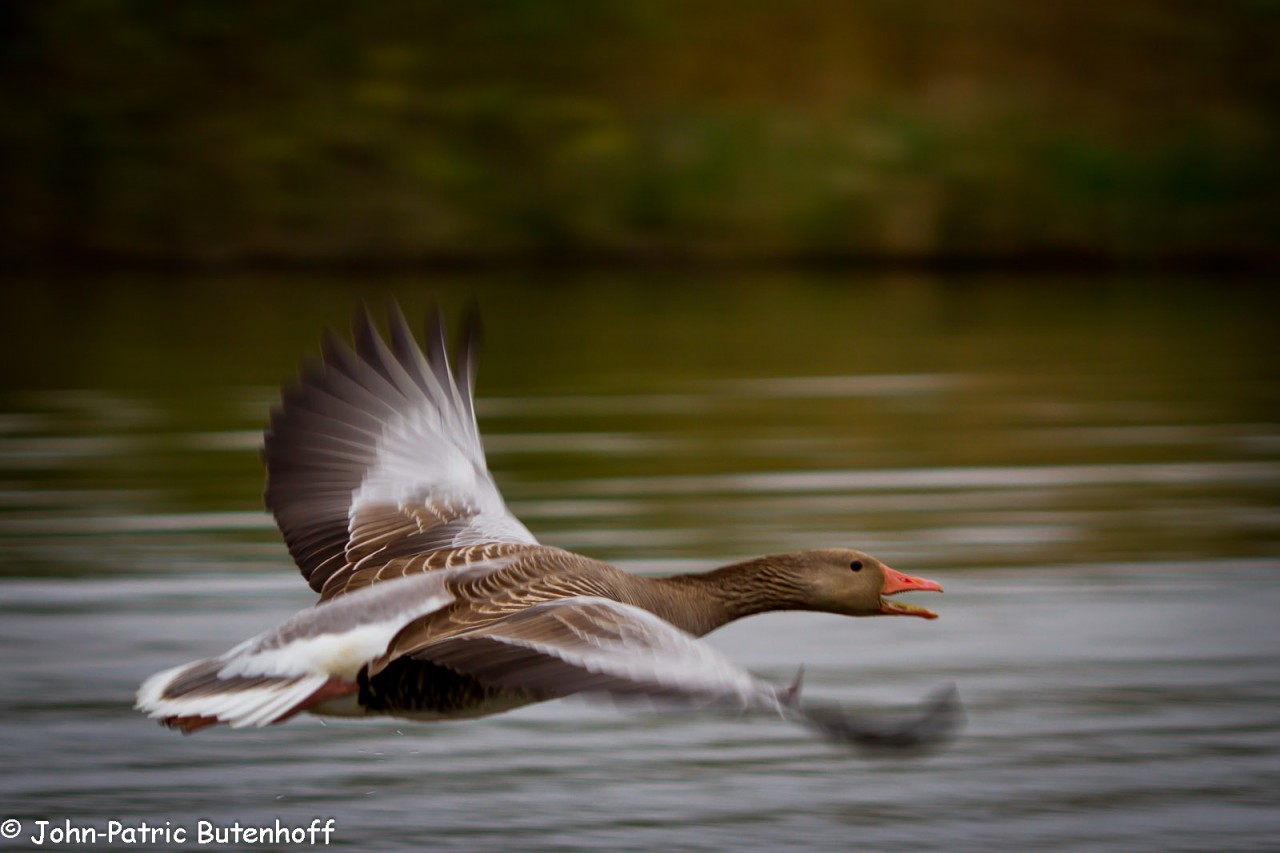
[412,596,788,711]
[264,304,536,600]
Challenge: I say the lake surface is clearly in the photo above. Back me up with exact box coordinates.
[1,274,1278,851]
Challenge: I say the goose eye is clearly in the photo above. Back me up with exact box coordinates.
[849,560,863,572]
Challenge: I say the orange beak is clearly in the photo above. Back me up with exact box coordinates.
[879,565,943,619]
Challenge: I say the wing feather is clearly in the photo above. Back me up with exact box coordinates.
[413,596,786,712]
[411,595,966,751]
[264,303,536,598]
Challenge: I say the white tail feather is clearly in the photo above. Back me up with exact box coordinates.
[134,569,506,731]
[135,659,332,729]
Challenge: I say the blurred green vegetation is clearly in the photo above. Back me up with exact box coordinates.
[1,1,1276,265]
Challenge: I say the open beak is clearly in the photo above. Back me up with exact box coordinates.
[879,565,943,619]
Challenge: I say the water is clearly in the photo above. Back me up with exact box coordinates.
[1,274,1278,851]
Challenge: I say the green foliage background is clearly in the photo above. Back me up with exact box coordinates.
[2,1,1276,264]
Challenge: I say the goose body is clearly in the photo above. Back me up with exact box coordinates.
[136,305,958,749]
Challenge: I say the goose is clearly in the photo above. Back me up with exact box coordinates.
[135,304,960,750]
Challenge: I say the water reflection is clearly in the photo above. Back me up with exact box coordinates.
[0,276,1277,851]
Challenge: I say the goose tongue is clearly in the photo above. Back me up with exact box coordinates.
[879,566,943,619]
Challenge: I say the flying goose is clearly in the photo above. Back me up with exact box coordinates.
[136,304,960,750]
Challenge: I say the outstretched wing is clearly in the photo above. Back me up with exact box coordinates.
[264,303,536,601]
[412,596,788,710]
[413,596,966,751]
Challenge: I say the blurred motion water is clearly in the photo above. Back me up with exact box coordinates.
[1,275,1277,851]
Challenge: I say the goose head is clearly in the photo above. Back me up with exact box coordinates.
[791,548,943,619]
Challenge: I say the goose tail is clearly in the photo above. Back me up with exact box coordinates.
[134,657,357,734]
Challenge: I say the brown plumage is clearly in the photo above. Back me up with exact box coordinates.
[135,304,959,750]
